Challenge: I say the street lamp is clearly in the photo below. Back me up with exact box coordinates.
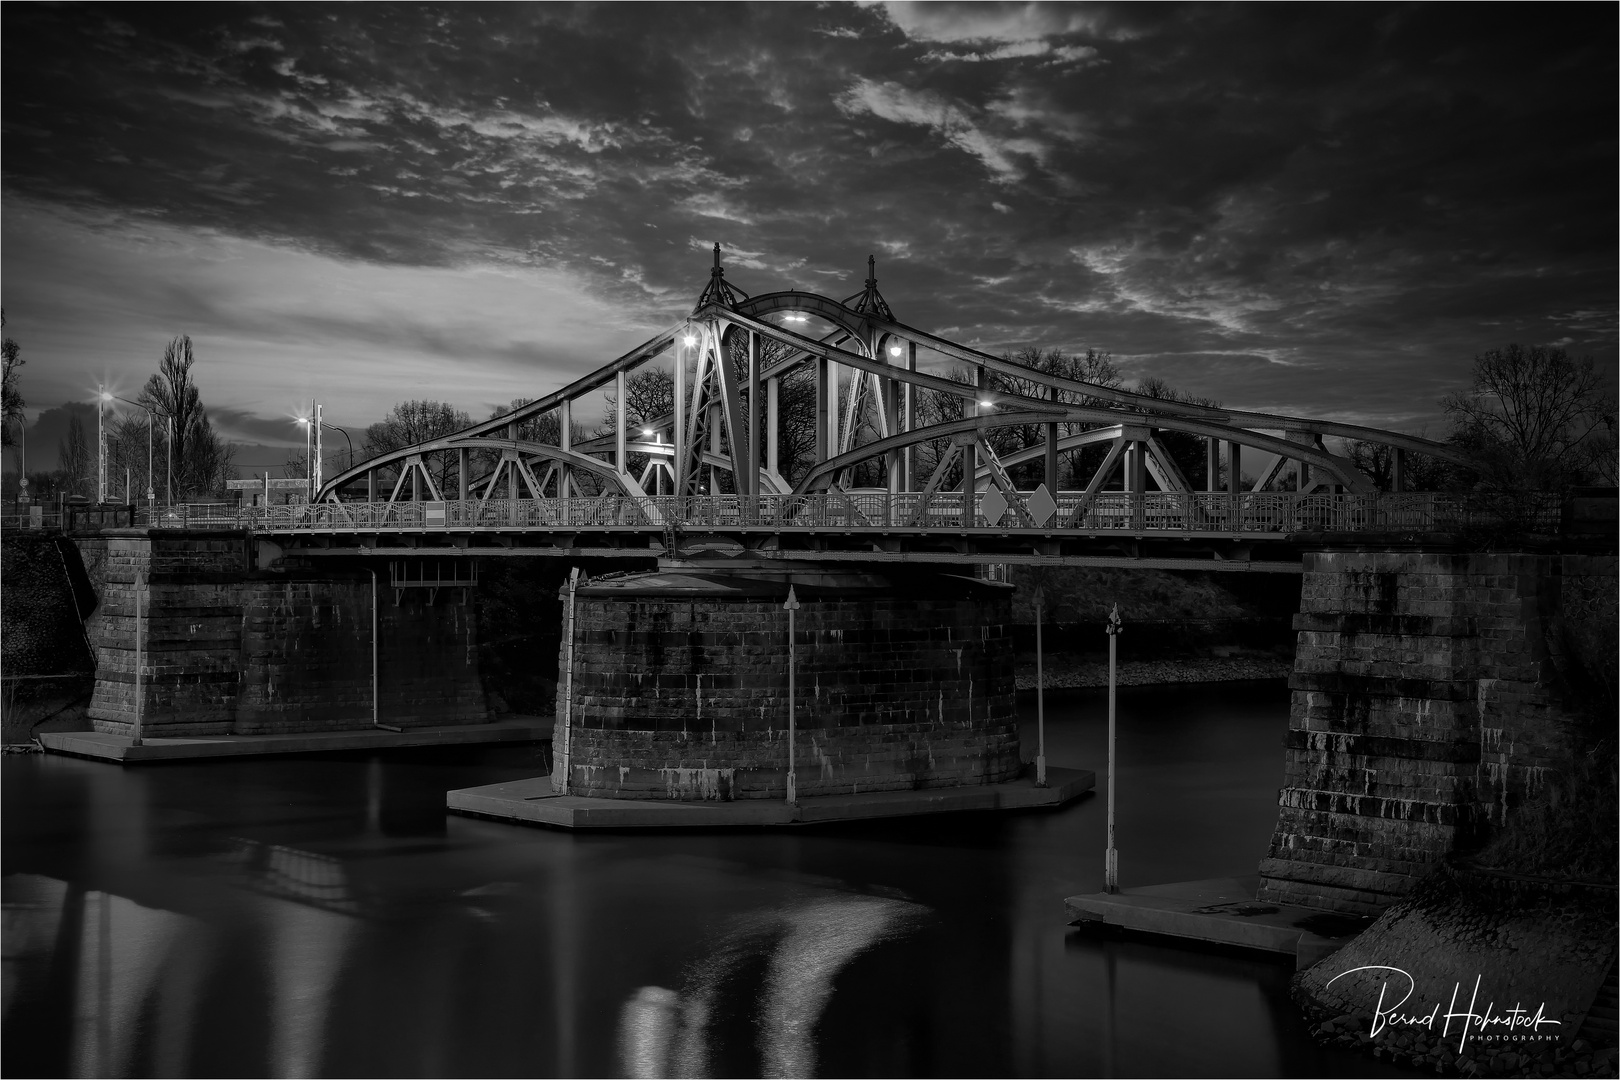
[297,406,354,500]
[101,392,159,509]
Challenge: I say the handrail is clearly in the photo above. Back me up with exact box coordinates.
[120,491,1564,537]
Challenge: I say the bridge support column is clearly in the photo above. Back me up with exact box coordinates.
[1259,550,1616,915]
[557,562,1021,801]
[1392,447,1406,493]
[1205,437,1218,491]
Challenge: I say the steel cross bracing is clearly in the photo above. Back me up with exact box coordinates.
[278,247,1483,561]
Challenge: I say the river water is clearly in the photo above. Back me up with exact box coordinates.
[2,681,1397,1078]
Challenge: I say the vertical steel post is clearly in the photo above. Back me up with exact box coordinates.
[615,370,627,479]
[1035,585,1046,787]
[784,584,799,805]
[1046,383,1059,494]
[767,376,780,478]
[905,341,918,491]
[1105,603,1123,892]
[675,334,687,495]
[370,567,379,728]
[459,448,469,501]
[559,567,581,795]
[1206,437,1218,491]
[747,330,760,500]
[1228,441,1242,532]
[313,402,323,497]
[132,568,145,747]
[815,355,829,465]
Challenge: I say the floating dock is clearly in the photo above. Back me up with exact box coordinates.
[448,765,1093,828]
[1064,876,1372,970]
[38,718,551,763]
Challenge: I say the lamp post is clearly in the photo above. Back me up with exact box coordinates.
[299,410,354,498]
[1104,603,1123,893]
[784,584,800,805]
[97,383,107,505]
[1035,584,1047,787]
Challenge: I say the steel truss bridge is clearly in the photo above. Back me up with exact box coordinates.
[226,248,1497,569]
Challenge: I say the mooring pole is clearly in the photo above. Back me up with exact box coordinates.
[784,584,800,805]
[559,566,581,795]
[132,569,145,747]
[1035,584,1047,787]
[1105,603,1123,893]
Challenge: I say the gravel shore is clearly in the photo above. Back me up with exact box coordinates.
[1014,655,1292,691]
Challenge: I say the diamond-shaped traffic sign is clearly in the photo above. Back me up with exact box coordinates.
[1028,483,1057,527]
[981,487,1008,526]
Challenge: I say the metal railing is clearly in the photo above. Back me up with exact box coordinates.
[108,490,1563,537]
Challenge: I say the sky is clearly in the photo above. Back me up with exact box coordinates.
[3,2,1615,472]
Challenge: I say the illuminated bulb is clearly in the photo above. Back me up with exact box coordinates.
[641,428,654,436]
[683,334,698,347]
[888,344,903,357]
[978,399,994,408]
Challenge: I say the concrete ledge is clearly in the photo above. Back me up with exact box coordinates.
[1064,877,1373,970]
[38,718,551,763]
[447,765,1092,829]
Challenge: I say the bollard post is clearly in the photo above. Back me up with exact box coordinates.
[784,584,800,805]
[1035,584,1047,787]
[1105,603,1123,893]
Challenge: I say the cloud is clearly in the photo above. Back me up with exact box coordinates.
[835,78,1048,183]
[874,2,1127,44]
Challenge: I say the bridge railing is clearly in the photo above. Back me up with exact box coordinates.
[131,490,1563,536]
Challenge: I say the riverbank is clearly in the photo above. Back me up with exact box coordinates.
[1294,865,1618,1078]
[1014,653,1291,690]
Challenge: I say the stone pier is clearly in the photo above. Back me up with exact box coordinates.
[553,560,1022,801]
[1259,550,1616,915]
[82,530,488,737]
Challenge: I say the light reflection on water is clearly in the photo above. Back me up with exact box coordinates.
[2,683,1396,1078]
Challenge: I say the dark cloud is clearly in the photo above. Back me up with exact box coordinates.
[2,1,1614,438]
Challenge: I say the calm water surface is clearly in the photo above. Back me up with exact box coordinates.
[3,682,1397,1078]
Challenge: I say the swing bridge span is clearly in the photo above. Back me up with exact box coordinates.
[180,248,1524,570]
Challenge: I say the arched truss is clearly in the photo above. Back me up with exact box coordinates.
[317,252,1472,506]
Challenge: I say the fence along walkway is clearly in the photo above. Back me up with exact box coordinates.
[83,491,1559,537]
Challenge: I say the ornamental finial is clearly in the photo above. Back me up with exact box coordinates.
[713,242,722,275]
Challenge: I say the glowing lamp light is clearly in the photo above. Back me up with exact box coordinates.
[978,399,995,408]
[641,428,654,436]
[784,313,808,323]
[682,334,698,347]
[888,344,903,357]
[99,391,114,402]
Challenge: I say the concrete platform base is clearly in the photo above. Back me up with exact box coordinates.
[38,718,551,763]
[1064,876,1374,970]
[447,765,1093,829]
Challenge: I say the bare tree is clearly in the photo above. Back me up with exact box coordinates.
[361,399,472,494]
[58,415,90,498]
[1345,437,1450,492]
[1442,344,1617,490]
[1,309,22,448]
